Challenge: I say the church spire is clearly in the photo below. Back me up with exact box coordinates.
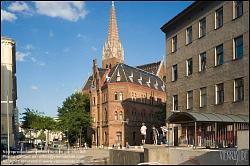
[102,1,124,69]
[108,1,119,41]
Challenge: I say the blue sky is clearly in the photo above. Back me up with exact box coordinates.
[1,1,193,118]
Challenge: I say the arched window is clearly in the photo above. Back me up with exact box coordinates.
[104,132,107,144]
[115,92,118,100]
[104,108,108,121]
[106,64,108,69]
[109,64,111,69]
[119,111,123,121]
[115,111,118,120]
[119,92,123,100]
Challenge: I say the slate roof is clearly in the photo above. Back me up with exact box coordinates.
[82,75,93,91]
[136,61,161,75]
[82,62,165,92]
[106,63,166,92]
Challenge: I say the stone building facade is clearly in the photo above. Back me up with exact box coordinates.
[82,2,166,147]
[1,37,18,148]
[161,1,249,147]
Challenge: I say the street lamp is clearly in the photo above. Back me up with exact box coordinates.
[1,91,13,158]
[120,118,129,147]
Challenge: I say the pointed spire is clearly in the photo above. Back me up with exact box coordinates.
[102,1,124,68]
[108,1,119,41]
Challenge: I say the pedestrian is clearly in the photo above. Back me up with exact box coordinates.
[152,125,159,145]
[161,126,168,144]
[140,123,147,145]
[84,142,87,149]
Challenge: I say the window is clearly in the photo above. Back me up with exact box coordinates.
[199,17,206,38]
[172,35,177,52]
[186,26,192,44]
[116,70,121,81]
[104,132,107,144]
[104,108,108,121]
[172,64,178,81]
[187,91,193,109]
[200,87,207,107]
[186,58,193,76]
[234,35,243,59]
[215,44,224,66]
[119,92,123,101]
[114,111,118,120]
[119,111,123,121]
[115,92,118,100]
[234,78,244,101]
[116,132,122,141]
[199,52,206,72]
[173,95,178,111]
[215,7,223,29]
[234,1,243,19]
[93,97,96,105]
[216,83,224,104]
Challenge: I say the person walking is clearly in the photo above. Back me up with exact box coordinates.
[140,123,147,145]
[152,126,159,145]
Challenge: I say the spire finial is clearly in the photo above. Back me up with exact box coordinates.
[112,1,114,7]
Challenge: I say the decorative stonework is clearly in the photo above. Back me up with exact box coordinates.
[102,1,124,68]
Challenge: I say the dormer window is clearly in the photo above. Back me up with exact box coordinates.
[117,70,121,82]
[161,83,165,91]
[154,80,158,89]
[146,77,151,87]
[138,74,142,85]
[106,74,111,82]
[129,72,133,82]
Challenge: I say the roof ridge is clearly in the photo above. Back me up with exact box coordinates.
[123,63,160,79]
[136,60,161,68]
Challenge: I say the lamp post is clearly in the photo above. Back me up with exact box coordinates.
[1,91,13,158]
[120,118,129,147]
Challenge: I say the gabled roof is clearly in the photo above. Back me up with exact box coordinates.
[106,63,166,92]
[82,75,93,91]
[136,61,161,75]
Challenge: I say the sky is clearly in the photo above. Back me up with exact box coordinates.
[1,1,193,118]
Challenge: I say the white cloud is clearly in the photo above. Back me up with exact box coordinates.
[8,1,30,13]
[16,51,29,61]
[38,62,46,66]
[25,44,34,50]
[91,46,97,52]
[30,57,46,66]
[76,33,83,38]
[31,57,37,62]
[1,9,17,22]
[34,1,88,22]
[49,30,54,37]
[31,85,38,90]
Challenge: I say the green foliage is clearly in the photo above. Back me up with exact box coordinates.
[154,104,166,125]
[18,132,26,141]
[37,131,46,141]
[21,108,57,131]
[57,92,91,145]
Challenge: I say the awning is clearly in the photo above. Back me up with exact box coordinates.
[167,111,249,124]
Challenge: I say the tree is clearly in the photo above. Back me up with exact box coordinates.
[21,108,58,145]
[154,103,166,126]
[57,92,91,146]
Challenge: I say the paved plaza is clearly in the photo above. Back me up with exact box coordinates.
[1,148,110,165]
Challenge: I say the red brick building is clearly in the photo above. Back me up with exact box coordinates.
[82,2,166,147]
